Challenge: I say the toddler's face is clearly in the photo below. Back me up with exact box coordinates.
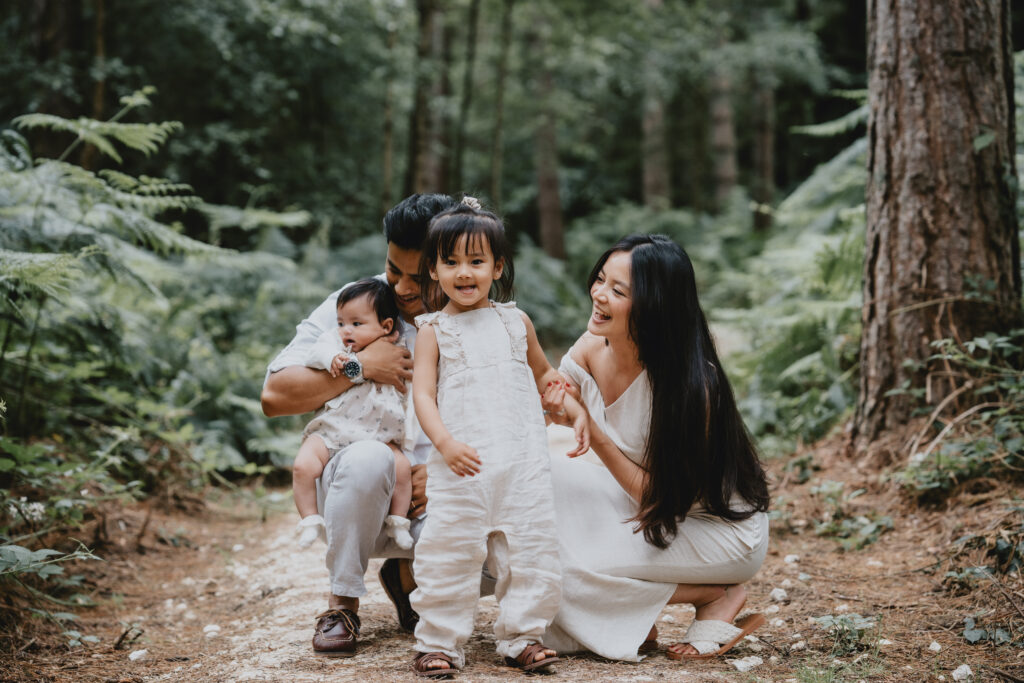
[336,295,392,352]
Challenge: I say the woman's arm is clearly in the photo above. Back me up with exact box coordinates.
[412,325,481,476]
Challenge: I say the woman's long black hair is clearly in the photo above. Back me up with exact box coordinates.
[588,234,770,548]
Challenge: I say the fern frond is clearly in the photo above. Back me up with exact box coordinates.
[99,171,201,214]
[0,130,33,172]
[0,247,98,300]
[85,204,233,256]
[13,115,182,163]
[791,105,868,137]
[201,203,311,231]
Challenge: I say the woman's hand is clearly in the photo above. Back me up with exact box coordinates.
[541,377,579,426]
[439,439,481,477]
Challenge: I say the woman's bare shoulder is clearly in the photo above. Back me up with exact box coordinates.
[567,333,602,374]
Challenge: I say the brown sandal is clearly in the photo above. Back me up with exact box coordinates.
[504,642,561,672]
[412,651,457,678]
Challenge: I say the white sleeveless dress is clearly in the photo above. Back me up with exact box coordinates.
[545,352,769,661]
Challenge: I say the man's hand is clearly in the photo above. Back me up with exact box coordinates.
[360,333,413,392]
[409,464,428,517]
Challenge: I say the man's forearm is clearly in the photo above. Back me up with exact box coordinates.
[261,365,354,417]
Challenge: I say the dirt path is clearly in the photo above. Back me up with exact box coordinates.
[4,428,1022,682]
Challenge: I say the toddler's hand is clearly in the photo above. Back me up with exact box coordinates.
[440,440,481,477]
[296,514,326,548]
[329,354,346,378]
[567,412,590,458]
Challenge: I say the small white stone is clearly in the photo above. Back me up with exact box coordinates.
[184,611,197,621]
[938,676,946,681]
[866,559,883,568]
[770,587,788,602]
[784,554,800,563]
[231,543,244,552]
[181,577,196,586]
[765,605,780,614]
[952,665,973,681]
[203,624,221,634]
[771,618,786,627]
[878,638,894,645]
[730,655,763,672]
[791,640,806,651]
[835,603,850,613]
[163,598,174,610]
[798,572,812,582]
[660,614,676,623]
[128,649,148,661]
[769,656,780,664]
[929,641,941,652]
[781,578,794,588]
[175,601,187,611]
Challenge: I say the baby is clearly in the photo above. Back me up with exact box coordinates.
[292,277,413,550]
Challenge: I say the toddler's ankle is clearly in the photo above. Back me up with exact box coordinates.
[296,514,326,549]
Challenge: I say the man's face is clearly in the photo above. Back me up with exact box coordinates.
[385,243,425,322]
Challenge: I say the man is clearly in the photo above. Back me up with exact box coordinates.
[261,193,457,656]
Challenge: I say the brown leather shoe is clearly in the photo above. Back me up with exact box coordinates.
[312,608,360,657]
[379,558,419,632]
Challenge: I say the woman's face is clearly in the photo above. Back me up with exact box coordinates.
[588,250,633,341]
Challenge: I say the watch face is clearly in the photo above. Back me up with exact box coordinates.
[343,359,361,378]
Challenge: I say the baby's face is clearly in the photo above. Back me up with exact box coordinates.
[336,296,391,352]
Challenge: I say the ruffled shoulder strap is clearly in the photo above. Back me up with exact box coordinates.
[490,301,528,361]
[415,310,465,365]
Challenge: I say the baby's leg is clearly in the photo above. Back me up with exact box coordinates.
[388,443,412,517]
[293,435,330,518]
[384,444,414,550]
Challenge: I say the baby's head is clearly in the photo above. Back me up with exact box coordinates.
[419,197,515,311]
[336,278,400,352]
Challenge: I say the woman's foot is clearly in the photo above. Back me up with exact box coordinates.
[667,584,747,658]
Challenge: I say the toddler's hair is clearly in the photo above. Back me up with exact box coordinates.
[338,277,400,325]
[418,199,515,311]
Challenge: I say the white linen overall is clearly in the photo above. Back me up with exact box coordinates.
[411,303,561,667]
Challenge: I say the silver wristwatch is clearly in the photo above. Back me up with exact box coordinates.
[342,353,365,384]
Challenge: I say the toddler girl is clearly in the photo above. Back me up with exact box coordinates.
[293,278,414,551]
[409,199,589,677]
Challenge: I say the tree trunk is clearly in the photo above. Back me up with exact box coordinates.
[854,0,1021,450]
[710,58,737,210]
[381,19,397,216]
[751,81,775,231]
[488,0,514,210]
[532,32,565,260]
[426,9,451,193]
[451,0,481,193]
[641,0,669,211]
[30,0,83,159]
[80,0,106,170]
[404,0,437,195]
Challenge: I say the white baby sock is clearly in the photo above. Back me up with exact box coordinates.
[296,514,326,549]
[385,515,413,550]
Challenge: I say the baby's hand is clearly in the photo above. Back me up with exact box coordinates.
[329,354,347,378]
[440,440,481,477]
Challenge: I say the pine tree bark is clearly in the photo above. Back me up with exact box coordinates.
[709,61,737,210]
[641,0,669,211]
[488,0,514,210]
[855,0,1021,450]
[426,10,451,193]
[452,0,480,193]
[80,0,106,171]
[751,82,775,231]
[404,0,437,195]
[532,30,565,260]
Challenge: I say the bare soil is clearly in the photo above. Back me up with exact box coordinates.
[2,427,1022,682]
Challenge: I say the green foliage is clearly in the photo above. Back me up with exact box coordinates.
[962,616,1012,646]
[814,613,877,655]
[810,480,892,551]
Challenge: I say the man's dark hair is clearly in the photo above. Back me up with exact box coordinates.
[337,277,400,325]
[382,193,458,250]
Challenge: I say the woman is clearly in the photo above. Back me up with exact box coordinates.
[541,233,770,661]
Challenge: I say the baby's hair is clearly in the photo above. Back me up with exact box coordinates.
[338,277,400,325]
[418,197,515,310]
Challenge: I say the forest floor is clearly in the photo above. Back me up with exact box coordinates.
[1,427,1023,683]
